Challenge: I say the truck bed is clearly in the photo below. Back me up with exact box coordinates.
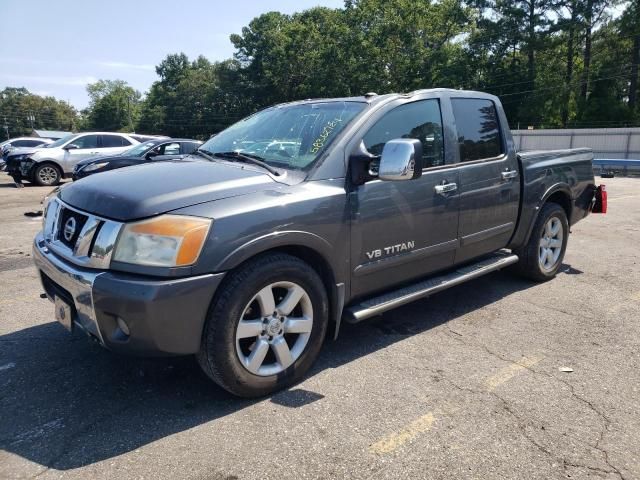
[509,147,595,249]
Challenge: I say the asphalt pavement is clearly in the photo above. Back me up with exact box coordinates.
[0,174,638,480]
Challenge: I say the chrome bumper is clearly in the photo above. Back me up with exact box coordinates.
[33,233,105,343]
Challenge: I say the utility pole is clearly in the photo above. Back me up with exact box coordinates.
[127,95,133,132]
[27,112,35,130]
[3,116,8,140]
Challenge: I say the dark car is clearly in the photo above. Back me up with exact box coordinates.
[72,138,202,179]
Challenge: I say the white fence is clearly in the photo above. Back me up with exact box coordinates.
[512,127,640,160]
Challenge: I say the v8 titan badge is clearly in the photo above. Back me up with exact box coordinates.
[54,296,73,331]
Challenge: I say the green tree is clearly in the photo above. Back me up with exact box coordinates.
[137,54,249,137]
[0,87,78,138]
[84,80,141,131]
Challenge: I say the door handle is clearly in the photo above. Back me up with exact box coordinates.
[435,182,457,195]
[501,170,518,180]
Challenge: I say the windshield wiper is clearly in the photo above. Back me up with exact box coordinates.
[212,151,281,176]
[193,149,218,162]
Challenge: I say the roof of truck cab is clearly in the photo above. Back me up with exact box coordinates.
[276,88,494,108]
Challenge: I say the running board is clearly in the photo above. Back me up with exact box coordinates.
[344,250,519,323]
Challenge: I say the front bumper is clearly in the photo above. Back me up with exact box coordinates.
[33,234,225,356]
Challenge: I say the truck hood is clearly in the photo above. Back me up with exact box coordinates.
[59,159,281,221]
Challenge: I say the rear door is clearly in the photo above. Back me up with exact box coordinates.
[100,134,132,157]
[350,98,460,298]
[450,97,520,263]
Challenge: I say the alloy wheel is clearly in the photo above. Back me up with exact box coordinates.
[38,166,58,185]
[235,281,313,376]
[538,217,563,271]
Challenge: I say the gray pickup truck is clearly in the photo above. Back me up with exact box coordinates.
[33,89,601,397]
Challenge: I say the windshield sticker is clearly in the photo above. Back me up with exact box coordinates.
[310,118,343,154]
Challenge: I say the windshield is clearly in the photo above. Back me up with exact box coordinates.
[120,139,163,157]
[46,134,78,148]
[199,101,366,170]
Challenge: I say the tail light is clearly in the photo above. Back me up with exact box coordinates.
[593,185,607,214]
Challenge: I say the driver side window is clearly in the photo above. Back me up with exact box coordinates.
[363,100,444,168]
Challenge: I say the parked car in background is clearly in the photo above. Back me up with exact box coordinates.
[73,138,202,179]
[128,134,169,143]
[1,137,53,158]
[5,132,140,186]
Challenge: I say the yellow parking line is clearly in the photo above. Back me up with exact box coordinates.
[485,356,542,392]
[369,412,435,454]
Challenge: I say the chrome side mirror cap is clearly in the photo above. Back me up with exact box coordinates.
[378,138,423,181]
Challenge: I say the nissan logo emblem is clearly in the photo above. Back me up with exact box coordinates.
[63,217,77,242]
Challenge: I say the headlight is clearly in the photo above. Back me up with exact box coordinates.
[113,215,212,267]
[82,162,109,172]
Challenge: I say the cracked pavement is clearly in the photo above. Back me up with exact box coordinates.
[1,175,639,479]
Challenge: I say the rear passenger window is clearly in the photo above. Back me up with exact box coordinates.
[101,135,130,147]
[363,100,444,168]
[451,98,503,162]
[182,142,199,154]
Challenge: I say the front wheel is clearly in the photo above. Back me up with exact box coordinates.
[33,163,61,186]
[513,202,569,282]
[197,253,328,397]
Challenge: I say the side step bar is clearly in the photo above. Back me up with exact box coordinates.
[344,250,519,323]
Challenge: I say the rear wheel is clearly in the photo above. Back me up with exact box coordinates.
[513,202,568,282]
[33,163,61,186]
[197,253,328,397]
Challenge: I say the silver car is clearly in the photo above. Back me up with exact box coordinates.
[13,132,140,185]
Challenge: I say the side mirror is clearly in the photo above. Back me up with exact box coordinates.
[64,143,79,150]
[378,139,423,181]
[145,150,159,160]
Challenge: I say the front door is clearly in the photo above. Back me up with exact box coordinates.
[63,134,100,172]
[350,99,460,299]
[450,97,520,263]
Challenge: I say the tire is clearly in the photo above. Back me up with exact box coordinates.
[513,202,569,282]
[33,163,61,186]
[197,253,329,397]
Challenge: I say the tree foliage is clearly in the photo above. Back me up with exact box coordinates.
[82,79,141,132]
[0,87,77,139]
[3,0,639,139]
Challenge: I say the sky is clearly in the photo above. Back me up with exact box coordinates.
[0,0,344,109]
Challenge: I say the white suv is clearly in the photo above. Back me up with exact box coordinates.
[17,132,140,185]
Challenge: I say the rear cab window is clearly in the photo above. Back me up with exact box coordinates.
[451,98,503,162]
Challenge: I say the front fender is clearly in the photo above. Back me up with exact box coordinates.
[212,230,347,339]
[214,230,336,272]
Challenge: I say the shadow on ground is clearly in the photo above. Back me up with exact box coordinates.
[0,267,576,470]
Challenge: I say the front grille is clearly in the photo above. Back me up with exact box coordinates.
[42,198,122,269]
[57,207,89,249]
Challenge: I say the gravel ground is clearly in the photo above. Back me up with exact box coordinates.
[0,174,638,480]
